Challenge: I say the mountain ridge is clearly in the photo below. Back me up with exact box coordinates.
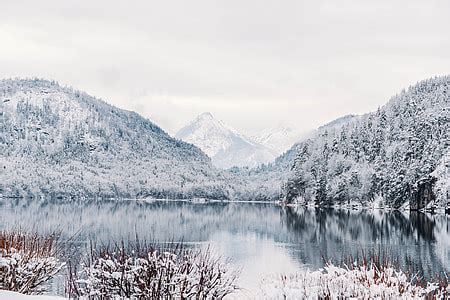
[175,112,276,169]
[284,75,449,208]
[1,76,447,207]
[250,125,307,156]
[0,78,231,199]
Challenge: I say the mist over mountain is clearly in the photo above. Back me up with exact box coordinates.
[236,113,361,201]
[250,125,307,156]
[318,115,358,131]
[175,112,276,169]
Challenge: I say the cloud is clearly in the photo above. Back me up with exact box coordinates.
[0,0,449,134]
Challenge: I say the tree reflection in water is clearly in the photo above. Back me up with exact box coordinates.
[0,198,448,281]
[280,206,448,279]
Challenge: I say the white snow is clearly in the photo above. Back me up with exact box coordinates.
[0,79,241,200]
[258,264,446,299]
[71,248,238,298]
[0,291,65,300]
[250,125,307,156]
[284,76,450,208]
[0,247,64,295]
[176,112,276,168]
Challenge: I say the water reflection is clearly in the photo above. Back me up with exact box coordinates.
[280,207,449,278]
[0,198,448,290]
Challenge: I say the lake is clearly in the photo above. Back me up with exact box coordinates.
[0,198,449,297]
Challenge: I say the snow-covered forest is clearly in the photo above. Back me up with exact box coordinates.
[0,78,286,201]
[0,79,236,200]
[284,76,449,208]
[0,76,448,207]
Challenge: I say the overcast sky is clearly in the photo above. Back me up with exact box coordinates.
[1,0,449,134]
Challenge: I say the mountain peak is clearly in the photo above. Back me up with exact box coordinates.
[197,112,214,121]
[176,114,275,168]
[1,78,220,200]
[250,125,306,156]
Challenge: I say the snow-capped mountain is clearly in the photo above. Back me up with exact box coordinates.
[0,79,232,199]
[175,113,276,169]
[250,115,358,157]
[250,125,307,156]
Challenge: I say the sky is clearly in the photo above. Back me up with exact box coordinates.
[0,0,449,135]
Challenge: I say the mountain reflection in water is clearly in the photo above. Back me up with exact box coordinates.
[0,198,448,292]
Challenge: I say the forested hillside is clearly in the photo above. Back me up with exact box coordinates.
[1,77,448,206]
[0,79,233,199]
[284,76,449,208]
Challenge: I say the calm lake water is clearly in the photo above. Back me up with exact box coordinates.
[0,198,449,296]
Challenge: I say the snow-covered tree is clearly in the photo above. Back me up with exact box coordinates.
[284,76,449,208]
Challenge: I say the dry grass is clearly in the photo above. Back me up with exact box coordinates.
[0,230,64,294]
[0,230,58,259]
[66,239,240,299]
[329,250,449,299]
[261,256,448,299]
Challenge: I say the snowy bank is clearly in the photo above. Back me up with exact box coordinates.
[0,231,64,295]
[0,290,65,300]
[259,264,448,299]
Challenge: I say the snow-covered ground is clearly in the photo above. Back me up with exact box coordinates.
[0,291,65,300]
[2,262,448,299]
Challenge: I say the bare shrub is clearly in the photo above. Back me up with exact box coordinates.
[260,252,448,299]
[67,241,239,299]
[0,230,64,294]
[338,250,448,299]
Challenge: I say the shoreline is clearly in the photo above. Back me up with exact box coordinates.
[0,195,448,214]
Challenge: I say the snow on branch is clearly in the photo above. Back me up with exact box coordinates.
[0,231,64,295]
[67,241,240,299]
[259,260,448,299]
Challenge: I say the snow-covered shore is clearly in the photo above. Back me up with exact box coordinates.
[0,291,64,300]
[258,264,448,299]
